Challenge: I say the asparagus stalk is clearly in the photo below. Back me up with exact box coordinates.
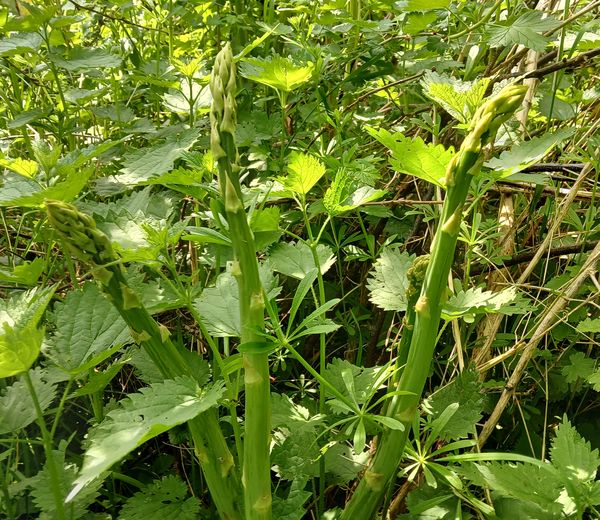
[340,84,527,519]
[210,44,272,520]
[45,200,242,520]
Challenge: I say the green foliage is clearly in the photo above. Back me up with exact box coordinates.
[118,476,202,520]
[240,56,314,93]
[486,10,560,52]
[367,248,415,311]
[67,377,225,501]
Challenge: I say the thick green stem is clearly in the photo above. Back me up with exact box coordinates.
[340,84,527,519]
[45,201,242,520]
[211,43,272,520]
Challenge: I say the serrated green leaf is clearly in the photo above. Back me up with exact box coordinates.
[367,127,453,188]
[0,287,54,378]
[487,11,560,52]
[587,370,600,392]
[485,129,574,178]
[29,442,101,519]
[67,377,224,501]
[324,168,386,215]
[280,152,326,196]
[269,241,335,279]
[118,475,201,520]
[194,263,280,337]
[561,352,596,384]
[0,258,44,286]
[423,369,483,440]
[70,360,127,398]
[271,393,324,430]
[442,286,530,322]
[0,368,57,434]
[367,248,415,312]
[240,56,314,93]
[251,206,282,250]
[421,71,490,124]
[551,416,600,482]
[272,428,320,480]
[52,47,122,71]
[44,283,130,375]
[0,157,38,176]
[576,317,600,334]
[272,479,311,520]
[405,0,450,10]
[0,32,43,56]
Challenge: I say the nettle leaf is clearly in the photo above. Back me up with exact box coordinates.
[240,56,314,92]
[0,368,57,435]
[280,152,326,196]
[551,415,600,484]
[0,287,55,378]
[97,130,199,190]
[324,168,385,216]
[366,127,453,188]
[485,128,574,178]
[269,241,335,279]
[44,283,130,375]
[272,429,320,480]
[272,479,311,520]
[442,286,530,322]
[421,71,490,124]
[118,475,201,520]
[0,157,38,177]
[577,317,600,333]
[486,10,560,52]
[29,442,101,520]
[423,369,483,440]
[404,0,451,10]
[194,263,280,337]
[471,462,563,513]
[0,32,43,56]
[0,258,44,286]
[324,443,370,484]
[561,352,596,384]
[52,47,122,71]
[67,376,225,501]
[367,248,415,312]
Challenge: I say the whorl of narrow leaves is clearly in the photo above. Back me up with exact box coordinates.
[45,200,116,267]
[210,42,237,161]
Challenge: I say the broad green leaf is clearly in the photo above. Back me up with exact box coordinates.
[0,287,54,378]
[404,0,451,10]
[272,479,311,520]
[0,32,42,56]
[271,393,324,430]
[240,56,314,93]
[0,368,57,435]
[442,286,530,322]
[487,11,560,52]
[577,317,600,333]
[324,443,370,484]
[421,71,490,124]
[423,369,483,440]
[485,129,574,178]
[7,108,47,129]
[67,377,225,501]
[280,152,326,196]
[118,476,201,520]
[366,127,453,188]
[561,352,595,384]
[44,283,130,375]
[551,415,600,483]
[194,264,280,337]
[269,241,335,279]
[29,442,101,519]
[70,360,128,398]
[51,47,122,71]
[367,248,415,312]
[404,12,438,35]
[588,370,600,392]
[272,428,320,480]
[0,258,44,286]
[251,206,282,250]
[324,168,386,215]
[0,157,38,176]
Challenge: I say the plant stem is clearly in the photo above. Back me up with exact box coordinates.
[23,370,65,520]
[210,43,272,520]
[339,84,527,519]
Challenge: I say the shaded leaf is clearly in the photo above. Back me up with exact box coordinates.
[367,248,415,312]
[487,11,560,52]
[561,352,595,384]
[269,241,335,279]
[67,377,225,501]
